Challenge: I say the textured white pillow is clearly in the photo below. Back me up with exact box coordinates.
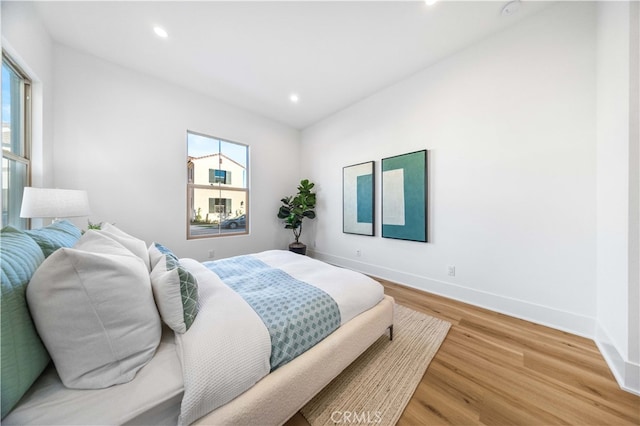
[99,222,151,271]
[26,231,161,389]
[150,255,199,333]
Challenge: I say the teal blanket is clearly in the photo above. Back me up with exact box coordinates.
[204,255,341,370]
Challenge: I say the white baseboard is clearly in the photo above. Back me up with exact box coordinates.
[309,250,640,396]
[309,250,596,339]
[596,325,640,396]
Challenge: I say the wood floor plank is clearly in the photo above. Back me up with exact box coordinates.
[421,359,487,415]
[378,279,640,425]
[458,315,608,376]
[399,379,481,426]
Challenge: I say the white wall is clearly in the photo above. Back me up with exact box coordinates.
[595,0,640,395]
[52,45,300,260]
[301,2,598,337]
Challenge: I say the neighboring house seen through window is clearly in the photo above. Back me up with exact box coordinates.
[209,169,231,185]
[210,198,231,215]
[187,131,248,238]
[1,53,31,229]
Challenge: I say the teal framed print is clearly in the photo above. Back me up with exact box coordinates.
[382,150,427,242]
[343,161,375,236]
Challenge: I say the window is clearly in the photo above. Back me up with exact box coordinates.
[209,198,231,214]
[2,53,31,229]
[187,131,248,238]
[209,169,232,185]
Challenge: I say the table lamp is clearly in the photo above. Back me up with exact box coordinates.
[20,187,91,222]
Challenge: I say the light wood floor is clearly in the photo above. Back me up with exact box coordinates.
[287,278,639,426]
[382,279,639,425]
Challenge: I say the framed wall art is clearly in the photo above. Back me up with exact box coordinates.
[343,161,375,236]
[381,150,427,242]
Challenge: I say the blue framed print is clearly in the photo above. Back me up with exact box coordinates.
[381,150,427,242]
[343,161,375,236]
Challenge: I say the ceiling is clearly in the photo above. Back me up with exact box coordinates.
[33,1,555,129]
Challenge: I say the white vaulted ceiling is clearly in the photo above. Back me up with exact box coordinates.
[33,1,554,129]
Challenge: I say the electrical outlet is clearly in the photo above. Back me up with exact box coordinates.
[356,249,362,257]
[447,265,456,277]
[208,249,215,259]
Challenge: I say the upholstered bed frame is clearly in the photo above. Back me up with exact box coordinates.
[123,295,395,425]
[192,295,394,425]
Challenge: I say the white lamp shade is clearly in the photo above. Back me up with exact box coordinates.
[20,188,91,219]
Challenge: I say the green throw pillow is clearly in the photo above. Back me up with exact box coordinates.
[25,220,82,258]
[0,227,50,419]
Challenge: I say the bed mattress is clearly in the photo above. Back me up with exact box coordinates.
[3,327,184,426]
[175,251,386,424]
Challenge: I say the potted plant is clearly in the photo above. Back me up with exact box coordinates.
[277,179,316,255]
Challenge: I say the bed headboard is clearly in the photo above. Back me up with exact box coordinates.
[0,221,81,418]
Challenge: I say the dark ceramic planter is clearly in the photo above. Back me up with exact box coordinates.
[288,242,307,255]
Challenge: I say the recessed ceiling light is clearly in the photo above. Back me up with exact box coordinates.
[153,26,168,38]
[425,0,438,6]
[290,94,299,103]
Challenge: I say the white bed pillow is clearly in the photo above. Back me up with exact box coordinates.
[99,222,151,271]
[148,241,176,271]
[150,254,199,333]
[26,231,161,389]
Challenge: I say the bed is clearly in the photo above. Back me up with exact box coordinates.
[0,221,394,425]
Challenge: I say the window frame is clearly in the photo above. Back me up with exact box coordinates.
[2,52,32,229]
[186,131,249,240]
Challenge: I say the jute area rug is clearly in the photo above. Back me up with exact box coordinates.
[300,304,451,426]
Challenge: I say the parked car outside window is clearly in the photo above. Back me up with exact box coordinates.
[220,214,246,229]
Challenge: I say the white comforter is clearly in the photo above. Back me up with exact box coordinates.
[176,250,384,425]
